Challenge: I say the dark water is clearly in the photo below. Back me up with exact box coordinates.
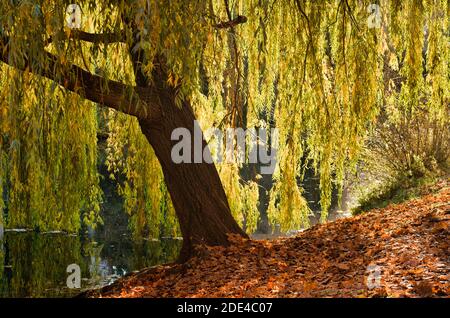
[0,231,181,298]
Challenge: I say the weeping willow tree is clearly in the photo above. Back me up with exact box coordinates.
[0,0,448,260]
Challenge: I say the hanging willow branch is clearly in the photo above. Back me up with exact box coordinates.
[214,15,248,29]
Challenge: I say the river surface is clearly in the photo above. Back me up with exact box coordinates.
[0,230,181,297]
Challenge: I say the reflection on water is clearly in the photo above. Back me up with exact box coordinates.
[0,231,181,297]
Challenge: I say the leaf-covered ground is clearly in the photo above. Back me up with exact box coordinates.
[87,179,449,298]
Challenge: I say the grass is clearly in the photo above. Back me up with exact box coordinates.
[351,173,446,215]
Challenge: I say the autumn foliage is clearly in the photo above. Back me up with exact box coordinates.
[85,179,449,298]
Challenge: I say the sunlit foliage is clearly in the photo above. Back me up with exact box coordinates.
[105,109,179,238]
[0,0,448,234]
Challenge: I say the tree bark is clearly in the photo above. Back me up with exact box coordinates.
[138,80,248,262]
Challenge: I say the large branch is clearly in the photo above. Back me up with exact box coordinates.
[45,30,126,46]
[214,15,247,29]
[0,35,161,121]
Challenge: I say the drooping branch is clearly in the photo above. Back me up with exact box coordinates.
[45,30,126,46]
[0,35,161,122]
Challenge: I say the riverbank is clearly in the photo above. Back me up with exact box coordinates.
[85,178,449,298]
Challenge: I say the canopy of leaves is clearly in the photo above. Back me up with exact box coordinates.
[0,0,448,233]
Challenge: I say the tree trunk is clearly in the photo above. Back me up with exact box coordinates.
[138,84,248,262]
[0,31,248,263]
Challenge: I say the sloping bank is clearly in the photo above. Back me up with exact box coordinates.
[82,179,449,298]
